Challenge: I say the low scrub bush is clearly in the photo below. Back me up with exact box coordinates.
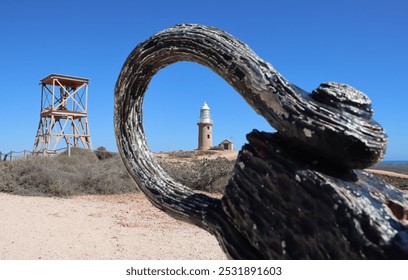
[94,146,116,160]
[0,149,137,197]
[0,148,235,197]
[158,157,234,193]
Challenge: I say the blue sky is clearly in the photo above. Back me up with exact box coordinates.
[0,0,407,160]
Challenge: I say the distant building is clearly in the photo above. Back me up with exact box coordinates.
[218,139,234,151]
[197,102,213,150]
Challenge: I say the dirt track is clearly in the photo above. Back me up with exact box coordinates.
[0,193,226,260]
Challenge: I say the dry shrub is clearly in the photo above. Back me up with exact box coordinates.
[0,148,236,197]
[167,150,216,159]
[158,157,234,193]
[94,146,115,160]
[168,150,197,158]
[0,161,15,193]
[0,149,137,197]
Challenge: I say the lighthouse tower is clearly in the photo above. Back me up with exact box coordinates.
[197,102,213,150]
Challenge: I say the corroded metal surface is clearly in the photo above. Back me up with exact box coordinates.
[114,24,408,259]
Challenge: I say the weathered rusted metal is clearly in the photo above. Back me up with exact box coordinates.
[114,24,408,259]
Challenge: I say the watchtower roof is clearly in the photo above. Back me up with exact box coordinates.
[41,74,89,88]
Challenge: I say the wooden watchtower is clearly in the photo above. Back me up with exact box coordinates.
[33,74,92,155]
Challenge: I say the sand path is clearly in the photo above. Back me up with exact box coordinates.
[1,168,406,260]
[0,193,226,260]
[366,169,408,179]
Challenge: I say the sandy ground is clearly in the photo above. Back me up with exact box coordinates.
[0,193,227,260]
[366,169,408,179]
[1,167,406,260]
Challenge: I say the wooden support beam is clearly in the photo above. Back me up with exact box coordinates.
[33,74,92,154]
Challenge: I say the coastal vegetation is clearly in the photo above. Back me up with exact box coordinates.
[0,147,406,197]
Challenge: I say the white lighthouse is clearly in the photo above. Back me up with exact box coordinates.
[197,102,213,150]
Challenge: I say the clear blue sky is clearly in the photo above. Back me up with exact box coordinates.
[0,0,407,160]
